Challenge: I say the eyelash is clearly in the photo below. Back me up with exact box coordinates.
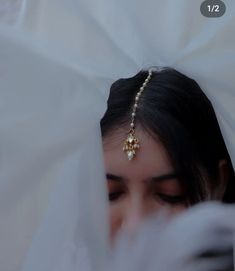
[108,192,124,202]
[156,193,187,204]
[108,191,186,205]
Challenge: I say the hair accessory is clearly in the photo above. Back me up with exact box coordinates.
[123,69,153,160]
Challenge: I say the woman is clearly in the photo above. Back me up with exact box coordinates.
[100,67,235,241]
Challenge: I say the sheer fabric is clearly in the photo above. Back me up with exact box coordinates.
[0,0,23,25]
[20,0,235,167]
[0,27,109,271]
[0,1,235,270]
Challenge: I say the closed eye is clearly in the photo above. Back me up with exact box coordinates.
[108,191,124,202]
[156,193,187,204]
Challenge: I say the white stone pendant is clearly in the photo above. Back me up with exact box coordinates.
[123,132,140,160]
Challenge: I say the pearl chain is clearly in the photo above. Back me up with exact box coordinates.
[123,69,153,161]
[129,69,153,130]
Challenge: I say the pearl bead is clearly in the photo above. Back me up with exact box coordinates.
[134,103,138,108]
[132,113,136,117]
[130,123,134,128]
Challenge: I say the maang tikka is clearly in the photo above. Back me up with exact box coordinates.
[123,69,153,160]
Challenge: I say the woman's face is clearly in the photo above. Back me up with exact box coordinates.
[103,126,187,242]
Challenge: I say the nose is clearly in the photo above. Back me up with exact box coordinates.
[121,197,148,236]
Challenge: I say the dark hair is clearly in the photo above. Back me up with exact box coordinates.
[100,67,235,204]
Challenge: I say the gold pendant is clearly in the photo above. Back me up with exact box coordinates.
[123,132,140,160]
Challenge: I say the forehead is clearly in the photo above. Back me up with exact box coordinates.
[103,126,174,180]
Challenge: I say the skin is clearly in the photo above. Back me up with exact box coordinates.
[103,125,188,241]
[103,125,229,242]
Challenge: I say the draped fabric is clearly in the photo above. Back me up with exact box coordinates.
[0,27,109,271]
[20,0,235,168]
[0,0,23,25]
[0,1,235,270]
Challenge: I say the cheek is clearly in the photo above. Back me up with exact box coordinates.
[167,204,187,216]
[108,199,188,242]
[158,204,187,226]
[109,204,125,242]
[143,198,188,222]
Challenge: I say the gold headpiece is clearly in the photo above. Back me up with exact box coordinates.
[123,69,153,160]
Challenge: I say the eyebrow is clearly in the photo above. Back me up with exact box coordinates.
[106,173,126,182]
[106,172,178,183]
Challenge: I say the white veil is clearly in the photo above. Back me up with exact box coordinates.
[0,0,235,270]
[20,0,235,167]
